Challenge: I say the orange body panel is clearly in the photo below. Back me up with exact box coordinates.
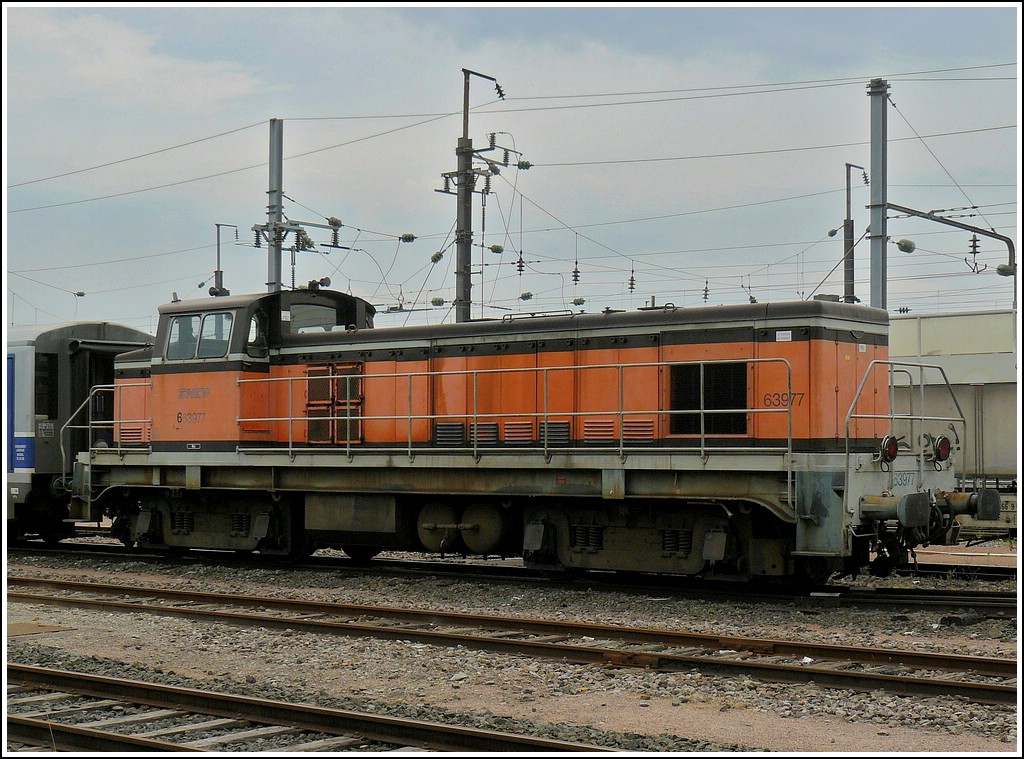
[150,371,243,442]
[113,379,152,445]
[362,359,430,443]
[430,356,469,424]
[535,350,576,444]
[139,329,890,450]
[468,352,539,441]
[750,340,809,441]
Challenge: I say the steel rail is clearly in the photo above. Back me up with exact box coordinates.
[6,664,611,753]
[6,714,202,752]
[8,544,1016,608]
[7,555,1016,608]
[828,585,1017,615]
[8,578,1015,704]
[8,576,1013,673]
[892,563,1017,581]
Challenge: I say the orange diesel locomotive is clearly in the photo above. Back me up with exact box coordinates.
[69,287,1001,582]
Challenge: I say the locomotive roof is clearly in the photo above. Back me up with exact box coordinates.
[5,321,153,348]
[157,289,375,316]
[258,294,888,356]
[158,290,885,325]
[359,297,890,341]
[153,289,889,349]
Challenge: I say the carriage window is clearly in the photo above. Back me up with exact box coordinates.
[286,303,339,333]
[34,353,58,419]
[670,362,748,435]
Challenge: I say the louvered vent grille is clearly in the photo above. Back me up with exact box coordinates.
[435,422,466,446]
[571,525,604,550]
[503,421,534,444]
[623,418,655,440]
[583,419,615,442]
[662,529,694,556]
[469,423,499,445]
[539,421,571,446]
[306,365,333,403]
[307,408,333,444]
[117,425,148,443]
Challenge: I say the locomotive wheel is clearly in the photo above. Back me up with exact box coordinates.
[110,516,136,548]
[793,556,832,586]
[417,502,463,553]
[341,545,381,563]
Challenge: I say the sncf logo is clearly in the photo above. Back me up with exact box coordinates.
[178,387,211,399]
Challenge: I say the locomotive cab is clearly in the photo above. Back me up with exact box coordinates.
[134,289,377,451]
[155,288,376,363]
[97,289,377,554]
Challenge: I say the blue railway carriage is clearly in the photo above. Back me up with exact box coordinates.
[6,322,152,541]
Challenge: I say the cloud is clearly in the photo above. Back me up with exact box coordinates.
[4,7,1017,325]
[7,9,261,113]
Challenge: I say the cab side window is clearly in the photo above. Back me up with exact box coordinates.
[167,315,201,360]
[166,312,233,360]
[197,312,233,358]
[246,311,269,358]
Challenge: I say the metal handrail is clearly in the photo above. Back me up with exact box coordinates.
[75,361,797,506]
[235,359,794,490]
[60,382,152,475]
[843,359,967,514]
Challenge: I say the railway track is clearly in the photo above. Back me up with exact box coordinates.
[810,585,1016,616]
[8,577,1016,705]
[6,663,608,753]
[8,541,1018,611]
[892,562,1017,582]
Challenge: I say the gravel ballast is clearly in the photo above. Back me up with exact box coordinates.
[5,551,1019,753]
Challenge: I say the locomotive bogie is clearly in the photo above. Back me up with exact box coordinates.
[521,499,788,578]
[10,477,75,543]
[122,491,305,556]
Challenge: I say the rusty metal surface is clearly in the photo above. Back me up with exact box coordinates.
[5,622,74,637]
[7,664,611,752]
[6,714,201,752]
[9,578,1016,704]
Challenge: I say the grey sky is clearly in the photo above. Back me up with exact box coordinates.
[4,4,1020,333]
